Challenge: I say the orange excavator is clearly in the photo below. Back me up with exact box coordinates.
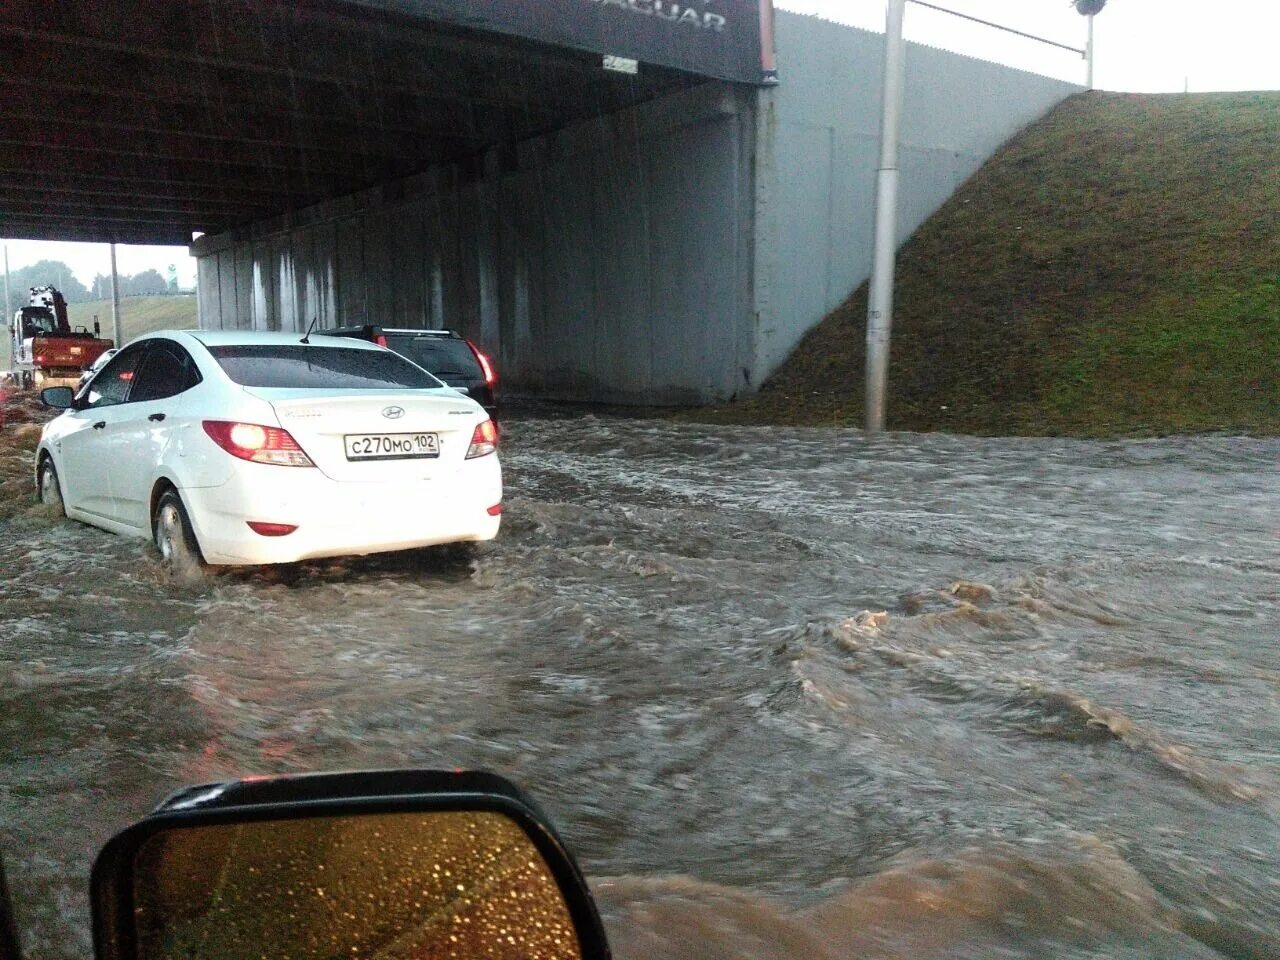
[8,285,114,388]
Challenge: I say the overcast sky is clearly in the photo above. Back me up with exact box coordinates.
[780,0,1280,92]
[5,0,1277,291]
[3,242,195,293]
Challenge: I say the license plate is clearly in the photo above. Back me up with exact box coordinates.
[344,433,439,461]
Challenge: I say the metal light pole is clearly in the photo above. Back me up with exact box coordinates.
[3,244,10,323]
[864,0,907,434]
[1086,14,1095,88]
[109,242,123,346]
[862,0,1097,432]
[1074,0,1106,86]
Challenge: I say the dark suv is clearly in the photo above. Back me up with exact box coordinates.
[320,326,497,418]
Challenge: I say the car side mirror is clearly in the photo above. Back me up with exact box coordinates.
[90,770,608,960]
[40,386,75,410]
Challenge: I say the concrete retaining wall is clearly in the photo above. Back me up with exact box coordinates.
[194,82,757,405]
[750,13,1083,382]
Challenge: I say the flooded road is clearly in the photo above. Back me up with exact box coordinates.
[2,406,1278,958]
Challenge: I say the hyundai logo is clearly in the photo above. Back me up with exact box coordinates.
[382,406,405,420]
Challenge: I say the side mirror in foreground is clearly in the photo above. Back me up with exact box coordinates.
[39,387,75,410]
[91,770,609,960]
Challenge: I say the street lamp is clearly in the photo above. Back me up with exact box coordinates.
[863,0,907,436]
[864,0,1109,434]
[1075,0,1105,88]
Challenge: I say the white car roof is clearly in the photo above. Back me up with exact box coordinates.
[173,330,385,351]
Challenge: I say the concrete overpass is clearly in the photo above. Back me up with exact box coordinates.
[0,0,766,243]
[1,1,1080,404]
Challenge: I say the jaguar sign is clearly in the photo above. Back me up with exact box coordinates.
[357,0,772,84]
[588,0,730,33]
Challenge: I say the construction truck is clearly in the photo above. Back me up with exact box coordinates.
[8,285,114,389]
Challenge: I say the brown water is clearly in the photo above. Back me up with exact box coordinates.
[1,406,1278,958]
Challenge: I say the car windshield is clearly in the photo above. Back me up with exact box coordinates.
[384,335,481,381]
[207,344,443,390]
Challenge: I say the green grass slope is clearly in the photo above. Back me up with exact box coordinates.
[3,295,197,371]
[67,295,198,342]
[701,91,1280,436]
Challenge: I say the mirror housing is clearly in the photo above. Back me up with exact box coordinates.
[91,770,609,960]
[40,386,75,410]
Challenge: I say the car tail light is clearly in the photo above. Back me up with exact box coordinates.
[465,419,499,459]
[375,334,388,348]
[487,503,503,516]
[247,521,298,537]
[465,339,497,387]
[203,421,314,467]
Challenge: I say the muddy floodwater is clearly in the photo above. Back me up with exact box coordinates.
[1,406,1278,959]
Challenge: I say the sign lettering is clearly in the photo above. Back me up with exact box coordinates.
[354,0,767,84]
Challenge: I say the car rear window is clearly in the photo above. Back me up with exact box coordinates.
[207,345,443,390]
[384,335,482,382]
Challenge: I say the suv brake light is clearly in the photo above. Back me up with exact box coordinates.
[465,339,497,387]
[465,420,498,459]
[203,421,314,467]
[374,334,388,348]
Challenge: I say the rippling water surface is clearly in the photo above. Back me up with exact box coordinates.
[1,409,1277,958]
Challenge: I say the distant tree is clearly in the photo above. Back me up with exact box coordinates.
[3,260,91,317]
[123,269,168,296]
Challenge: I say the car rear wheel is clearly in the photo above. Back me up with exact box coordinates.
[37,458,65,516]
[153,489,204,570]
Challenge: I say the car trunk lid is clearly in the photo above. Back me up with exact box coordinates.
[245,388,483,482]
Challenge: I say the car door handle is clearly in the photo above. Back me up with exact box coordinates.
[148,413,166,422]
[93,421,106,430]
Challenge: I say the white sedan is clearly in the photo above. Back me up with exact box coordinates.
[35,330,502,567]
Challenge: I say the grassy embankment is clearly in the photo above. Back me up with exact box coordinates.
[694,92,1280,436]
[67,294,199,341]
[2,295,198,371]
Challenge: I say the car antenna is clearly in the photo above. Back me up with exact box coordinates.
[300,316,319,344]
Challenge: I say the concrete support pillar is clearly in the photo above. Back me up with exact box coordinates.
[477,153,502,350]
